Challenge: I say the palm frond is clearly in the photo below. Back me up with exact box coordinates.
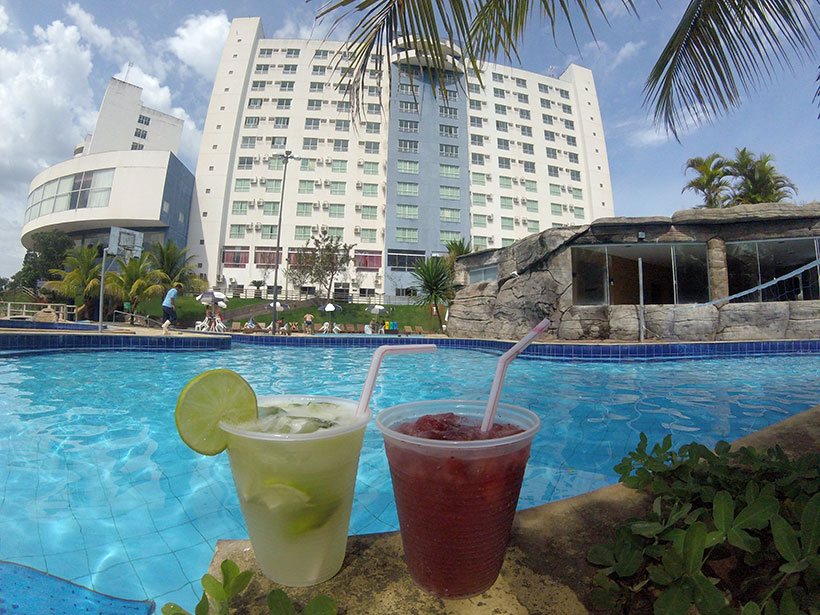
[645,0,819,137]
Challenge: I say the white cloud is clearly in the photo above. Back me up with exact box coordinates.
[611,40,646,69]
[0,5,9,36]
[273,10,336,40]
[165,12,230,80]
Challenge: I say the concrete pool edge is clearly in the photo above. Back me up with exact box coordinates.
[208,404,820,614]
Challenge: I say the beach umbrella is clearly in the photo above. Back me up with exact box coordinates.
[217,301,227,309]
[196,290,227,305]
[269,301,289,310]
[319,303,342,312]
[367,304,387,315]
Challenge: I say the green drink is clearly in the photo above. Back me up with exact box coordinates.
[219,396,370,586]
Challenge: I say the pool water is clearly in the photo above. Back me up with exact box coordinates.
[1,346,818,608]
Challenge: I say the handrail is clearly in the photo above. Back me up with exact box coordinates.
[112,310,163,328]
[0,301,76,321]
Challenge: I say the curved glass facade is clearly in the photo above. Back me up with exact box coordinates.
[24,168,115,223]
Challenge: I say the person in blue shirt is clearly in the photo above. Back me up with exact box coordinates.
[161,283,183,331]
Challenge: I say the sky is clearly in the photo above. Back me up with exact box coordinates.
[0,1,817,277]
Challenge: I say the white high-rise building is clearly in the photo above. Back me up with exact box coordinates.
[189,17,613,300]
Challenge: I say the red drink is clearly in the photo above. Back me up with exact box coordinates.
[377,402,539,599]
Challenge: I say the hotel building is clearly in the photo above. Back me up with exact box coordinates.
[188,17,613,300]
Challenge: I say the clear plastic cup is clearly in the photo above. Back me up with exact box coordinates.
[220,395,370,586]
[376,400,540,598]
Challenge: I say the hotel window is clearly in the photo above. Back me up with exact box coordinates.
[273,117,289,129]
[398,139,418,153]
[309,82,324,92]
[397,182,419,197]
[266,179,283,193]
[545,130,556,141]
[367,103,381,114]
[137,114,151,125]
[387,250,424,270]
[398,83,419,95]
[262,201,280,216]
[361,205,378,219]
[471,135,485,147]
[303,138,318,150]
[498,157,512,169]
[251,81,266,91]
[329,181,346,195]
[333,139,349,152]
[566,135,577,146]
[232,201,249,215]
[222,246,249,267]
[314,49,329,59]
[471,153,485,165]
[363,161,379,175]
[440,230,461,243]
[469,99,482,110]
[229,224,245,239]
[497,138,510,151]
[551,203,563,216]
[526,219,540,233]
[516,93,529,104]
[496,120,509,132]
[300,158,316,171]
[280,81,294,91]
[296,203,313,216]
[546,147,558,159]
[571,187,583,200]
[519,109,531,120]
[337,83,350,94]
[524,180,538,192]
[574,206,585,219]
[237,157,253,170]
[473,236,488,250]
[398,119,418,132]
[295,226,312,241]
[495,104,507,115]
[365,122,380,134]
[307,99,322,111]
[398,160,419,174]
[362,183,378,197]
[501,217,514,230]
[282,65,297,74]
[472,193,487,207]
[564,119,575,130]
[248,98,263,109]
[328,203,345,218]
[540,98,551,109]
[570,170,581,181]
[439,144,459,158]
[500,197,514,209]
[255,247,281,267]
[255,65,269,74]
[522,143,534,155]
[523,161,536,173]
[304,118,320,130]
[259,48,273,58]
[440,164,459,178]
[396,227,419,243]
[542,114,554,125]
[440,106,457,119]
[359,228,377,243]
[468,82,481,93]
[312,65,326,76]
[550,184,561,196]
[331,160,347,173]
[298,180,314,194]
[335,119,350,132]
[260,224,278,240]
[234,179,251,192]
[568,152,579,163]
[562,103,572,113]
[492,72,504,83]
[515,77,527,87]
[399,101,419,113]
[499,176,513,188]
[473,213,487,227]
[502,238,515,247]
[355,250,382,269]
[337,101,351,112]
[440,207,461,222]
[271,136,287,150]
[470,116,483,128]
[276,98,291,109]
[244,117,260,128]
[285,48,300,58]
[440,125,458,138]
[327,227,344,240]
[132,143,144,151]
[440,186,460,201]
[548,165,560,178]
[520,126,533,137]
[396,204,418,219]
[525,199,539,212]
[364,141,380,154]
[493,88,505,99]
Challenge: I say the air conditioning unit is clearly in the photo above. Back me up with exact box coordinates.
[488,237,495,245]
[486,214,494,222]
[321,201,330,209]
[315,179,323,187]
[563,204,570,211]
[486,194,493,201]
[245,223,254,230]
[262,155,270,162]
[316,158,324,166]
[512,197,520,204]
[354,203,362,212]
[323,179,331,187]
[514,217,521,225]
[354,226,361,234]
[320,224,328,231]
[356,181,363,188]
[311,225,319,232]
[250,177,258,184]
[259,178,266,184]
[216,274,224,282]
[561,186,567,192]
[511,177,519,184]
[486,173,492,180]
[254,222,262,230]
[519,177,527,184]
[357,159,365,166]
[325,157,333,164]
[312,202,320,209]
[254,155,261,163]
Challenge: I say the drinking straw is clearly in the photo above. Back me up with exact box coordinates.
[481,317,551,432]
[356,344,437,416]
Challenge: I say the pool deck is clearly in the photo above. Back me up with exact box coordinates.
[208,404,820,614]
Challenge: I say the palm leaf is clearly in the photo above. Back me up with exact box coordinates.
[645,0,820,138]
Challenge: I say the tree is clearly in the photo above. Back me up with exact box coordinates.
[410,257,454,331]
[12,230,74,290]
[319,0,819,136]
[682,153,731,208]
[303,229,355,300]
[444,237,472,273]
[106,252,166,316]
[723,147,798,205]
[147,240,200,289]
[42,245,102,320]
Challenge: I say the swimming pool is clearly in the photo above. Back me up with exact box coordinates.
[1,345,818,609]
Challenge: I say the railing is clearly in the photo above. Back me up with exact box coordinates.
[0,301,76,321]
[219,288,417,305]
[112,310,163,328]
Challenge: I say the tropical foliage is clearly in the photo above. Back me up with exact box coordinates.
[12,230,74,290]
[42,245,102,320]
[444,237,472,273]
[318,0,819,135]
[106,252,167,315]
[410,257,454,331]
[148,240,203,290]
[683,148,797,208]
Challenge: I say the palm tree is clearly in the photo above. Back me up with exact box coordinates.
[147,240,199,289]
[319,0,818,136]
[682,153,730,208]
[42,245,102,320]
[724,148,798,205]
[106,252,166,316]
[410,257,453,331]
[444,237,472,273]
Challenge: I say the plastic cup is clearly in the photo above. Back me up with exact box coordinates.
[220,395,370,586]
[377,400,540,598]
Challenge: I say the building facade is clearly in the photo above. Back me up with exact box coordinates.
[189,17,613,299]
[21,78,194,253]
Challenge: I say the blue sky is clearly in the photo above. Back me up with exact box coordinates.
[0,1,817,276]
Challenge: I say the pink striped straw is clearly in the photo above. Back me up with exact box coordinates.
[481,317,551,432]
[356,344,437,416]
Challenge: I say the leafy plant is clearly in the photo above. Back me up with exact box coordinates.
[588,434,819,614]
[161,559,338,615]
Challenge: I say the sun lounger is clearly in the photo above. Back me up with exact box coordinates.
[403,326,414,335]
[344,324,356,333]
[414,326,425,334]
[230,322,241,332]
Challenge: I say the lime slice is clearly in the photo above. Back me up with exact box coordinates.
[257,482,311,510]
[175,369,257,455]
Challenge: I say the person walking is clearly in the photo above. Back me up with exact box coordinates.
[161,283,183,333]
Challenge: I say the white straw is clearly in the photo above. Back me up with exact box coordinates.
[356,344,437,416]
[481,317,551,432]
